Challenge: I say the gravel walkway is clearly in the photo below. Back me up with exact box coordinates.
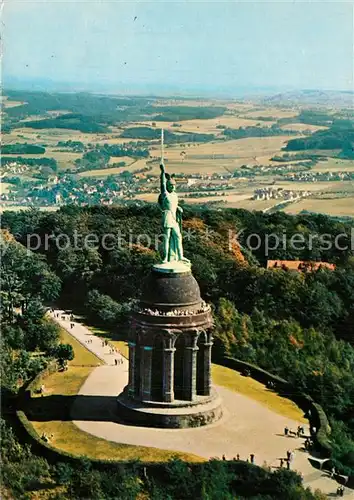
[51,309,350,497]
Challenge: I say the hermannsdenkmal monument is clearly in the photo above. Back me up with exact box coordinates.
[117,130,223,428]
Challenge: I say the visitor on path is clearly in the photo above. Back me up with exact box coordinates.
[284,426,289,436]
[280,459,284,468]
[115,359,117,365]
[286,460,290,470]
[250,454,254,464]
[336,485,345,496]
[286,450,291,461]
[331,466,336,478]
[236,454,240,460]
[222,454,226,461]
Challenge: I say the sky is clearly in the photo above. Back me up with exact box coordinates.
[2,0,354,95]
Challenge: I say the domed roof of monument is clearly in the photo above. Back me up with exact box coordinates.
[140,268,202,308]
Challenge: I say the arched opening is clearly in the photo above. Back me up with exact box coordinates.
[197,332,206,395]
[174,334,185,400]
[151,335,164,401]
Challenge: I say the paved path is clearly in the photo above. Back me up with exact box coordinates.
[50,309,352,498]
[49,309,128,366]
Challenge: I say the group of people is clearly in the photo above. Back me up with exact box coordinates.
[222,454,255,464]
[100,340,126,364]
[50,309,76,327]
[278,450,296,470]
[138,301,210,317]
[284,425,305,438]
[41,432,54,443]
[102,340,117,354]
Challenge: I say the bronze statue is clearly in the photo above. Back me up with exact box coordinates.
[158,162,189,264]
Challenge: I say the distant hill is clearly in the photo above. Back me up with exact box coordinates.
[263,89,354,108]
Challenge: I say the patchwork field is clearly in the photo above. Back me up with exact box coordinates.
[2,95,353,218]
[4,128,125,147]
[140,116,276,135]
[1,97,26,108]
[107,155,136,166]
[313,158,354,172]
[241,107,298,119]
[279,123,328,133]
[283,197,354,217]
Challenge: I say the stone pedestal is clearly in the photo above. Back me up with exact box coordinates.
[117,263,222,428]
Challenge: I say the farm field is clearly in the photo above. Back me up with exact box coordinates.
[283,197,354,217]
[2,93,353,218]
[107,155,136,166]
[316,181,354,194]
[312,158,354,172]
[78,158,147,177]
[0,182,12,194]
[279,123,328,132]
[1,96,26,108]
[1,149,83,171]
[146,136,299,175]
[140,115,276,134]
[4,128,126,147]
[240,107,298,119]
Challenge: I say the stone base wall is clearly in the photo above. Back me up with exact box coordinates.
[117,390,223,429]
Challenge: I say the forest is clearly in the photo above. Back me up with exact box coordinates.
[1,204,354,498]
[285,120,354,153]
[0,213,334,500]
[2,143,46,155]
[3,90,226,133]
[223,125,297,140]
[22,114,110,134]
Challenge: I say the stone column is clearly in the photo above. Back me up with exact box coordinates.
[140,346,153,401]
[202,342,212,396]
[128,341,136,397]
[163,348,176,402]
[183,332,199,401]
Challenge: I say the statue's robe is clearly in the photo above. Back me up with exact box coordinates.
[158,192,182,262]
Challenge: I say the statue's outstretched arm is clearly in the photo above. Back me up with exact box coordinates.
[160,163,167,195]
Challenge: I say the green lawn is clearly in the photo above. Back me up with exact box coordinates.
[59,327,103,366]
[29,326,202,463]
[212,364,306,423]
